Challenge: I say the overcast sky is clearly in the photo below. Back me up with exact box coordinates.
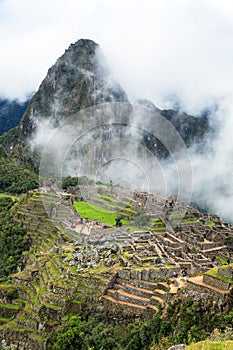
[0,0,232,113]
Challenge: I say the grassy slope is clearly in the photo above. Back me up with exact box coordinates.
[74,201,129,226]
[0,193,19,201]
[186,340,233,349]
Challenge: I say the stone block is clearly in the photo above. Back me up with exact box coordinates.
[141,269,150,281]
[117,269,130,280]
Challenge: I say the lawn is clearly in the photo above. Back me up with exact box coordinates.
[205,220,214,227]
[216,255,229,265]
[74,201,130,226]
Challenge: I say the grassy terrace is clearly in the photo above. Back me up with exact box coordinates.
[186,340,233,349]
[168,213,199,223]
[0,193,19,201]
[91,199,135,213]
[0,316,10,325]
[179,219,200,225]
[148,226,166,231]
[0,302,21,310]
[205,221,214,226]
[217,256,229,265]
[74,201,130,226]
[98,194,131,205]
[89,194,138,214]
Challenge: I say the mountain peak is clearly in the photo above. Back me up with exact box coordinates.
[19,39,128,140]
[56,39,101,73]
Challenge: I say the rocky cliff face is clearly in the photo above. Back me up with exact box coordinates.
[137,99,210,157]
[19,39,129,141]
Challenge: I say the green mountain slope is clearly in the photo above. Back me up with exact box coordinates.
[0,98,29,136]
[0,145,38,194]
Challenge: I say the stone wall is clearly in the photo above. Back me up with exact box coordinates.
[117,267,180,282]
[203,274,231,291]
[198,241,222,250]
[218,266,233,280]
[0,328,47,350]
[101,298,148,318]
[102,273,118,295]
[187,280,228,299]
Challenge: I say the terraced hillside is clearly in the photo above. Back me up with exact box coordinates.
[0,191,112,349]
[0,186,233,349]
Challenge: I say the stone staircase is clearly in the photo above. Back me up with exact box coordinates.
[102,273,170,313]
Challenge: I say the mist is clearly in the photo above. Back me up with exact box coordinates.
[0,0,232,110]
[31,86,233,223]
[1,0,232,221]
[159,96,233,222]
[190,101,233,221]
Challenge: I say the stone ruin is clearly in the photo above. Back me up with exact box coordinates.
[36,184,233,312]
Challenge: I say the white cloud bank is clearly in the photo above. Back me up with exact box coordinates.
[0,0,232,113]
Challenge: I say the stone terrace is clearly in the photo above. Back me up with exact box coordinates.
[102,268,177,313]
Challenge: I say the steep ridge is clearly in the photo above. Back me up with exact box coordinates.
[18,39,129,141]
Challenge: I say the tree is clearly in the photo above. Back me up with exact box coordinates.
[62,176,79,190]
[115,217,123,227]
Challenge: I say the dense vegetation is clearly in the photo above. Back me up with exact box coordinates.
[0,145,38,194]
[62,176,79,189]
[0,98,28,136]
[47,294,233,349]
[0,197,28,278]
[62,176,96,190]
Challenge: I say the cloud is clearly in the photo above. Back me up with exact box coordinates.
[0,0,99,100]
[99,0,233,114]
[0,0,232,111]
